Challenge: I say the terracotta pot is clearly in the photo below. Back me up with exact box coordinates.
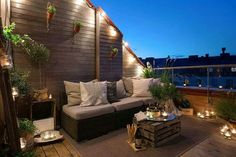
[74,26,81,33]
[47,12,54,21]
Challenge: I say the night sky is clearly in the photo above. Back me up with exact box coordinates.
[91,0,236,58]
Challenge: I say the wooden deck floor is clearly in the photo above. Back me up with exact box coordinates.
[35,139,81,157]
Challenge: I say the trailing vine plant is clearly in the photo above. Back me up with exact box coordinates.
[3,23,50,88]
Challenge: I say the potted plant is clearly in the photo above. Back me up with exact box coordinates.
[215,98,236,126]
[18,119,36,151]
[142,62,157,78]
[47,2,56,31]
[110,47,118,60]
[73,20,82,34]
[47,3,56,22]
[149,71,182,115]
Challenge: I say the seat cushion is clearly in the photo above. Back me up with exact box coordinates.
[133,97,155,105]
[63,104,115,120]
[111,97,143,111]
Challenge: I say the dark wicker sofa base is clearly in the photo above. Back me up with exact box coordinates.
[61,112,116,141]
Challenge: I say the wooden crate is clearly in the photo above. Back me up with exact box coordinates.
[139,118,181,147]
[181,108,194,116]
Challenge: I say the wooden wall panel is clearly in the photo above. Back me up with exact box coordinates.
[123,46,144,77]
[11,0,96,104]
[98,17,123,81]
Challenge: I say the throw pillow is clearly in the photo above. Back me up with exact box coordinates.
[116,79,127,99]
[80,81,108,106]
[64,81,81,106]
[122,77,133,96]
[132,78,153,97]
[107,82,119,103]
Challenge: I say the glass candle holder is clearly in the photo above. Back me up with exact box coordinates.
[0,55,13,69]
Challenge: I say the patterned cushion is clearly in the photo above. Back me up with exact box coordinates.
[107,82,119,103]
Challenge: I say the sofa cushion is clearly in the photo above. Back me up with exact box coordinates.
[116,80,127,99]
[133,97,155,105]
[122,77,133,96]
[111,97,143,111]
[107,82,119,103]
[64,81,81,106]
[80,81,108,106]
[132,78,153,97]
[63,104,115,120]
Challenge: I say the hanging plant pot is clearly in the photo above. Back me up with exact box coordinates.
[73,20,82,34]
[109,47,118,60]
[47,2,56,31]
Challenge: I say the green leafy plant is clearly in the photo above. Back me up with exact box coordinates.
[15,151,37,157]
[149,70,181,109]
[19,119,36,135]
[3,23,50,64]
[142,62,157,78]
[215,98,236,120]
[110,46,118,59]
[47,5,56,14]
[10,69,31,95]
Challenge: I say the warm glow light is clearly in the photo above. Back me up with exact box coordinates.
[183,83,186,87]
[12,87,19,100]
[219,85,223,89]
[75,0,84,5]
[20,137,26,149]
[123,41,128,47]
[100,11,106,17]
[198,84,202,88]
[224,131,232,139]
[162,111,168,117]
[0,55,13,69]
[110,28,117,36]
[231,128,236,134]
[128,56,135,63]
[49,94,52,99]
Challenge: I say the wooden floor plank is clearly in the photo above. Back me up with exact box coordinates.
[62,140,81,157]
[53,142,72,157]
[42,144,59,157]
[35,147,46,157]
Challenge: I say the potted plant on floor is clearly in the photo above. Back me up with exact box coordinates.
[215,97,236,127]
[18,119,36,151]
[149,70,182,116]
[73,20,82,34]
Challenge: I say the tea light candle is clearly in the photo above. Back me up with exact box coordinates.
[197,112,201,117]
[231,128,236,134]
[49,94,52,99]
[20,137,26,149]
[221,125,229,134]
[224,131,232,139]
[162,111,168,118]
[210,111,215,116]
[205,110,210,117]
[200,114,205,119]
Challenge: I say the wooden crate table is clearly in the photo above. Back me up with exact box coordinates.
[134,116,181,147]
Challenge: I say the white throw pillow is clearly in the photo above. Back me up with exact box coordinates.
[132,78,153,97]
[80,81,108,106]
[64,81,81,106]
[116,79,127,98]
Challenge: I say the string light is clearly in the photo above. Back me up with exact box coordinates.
[110,27,117,36]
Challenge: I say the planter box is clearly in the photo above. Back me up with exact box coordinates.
[181,108,193,116]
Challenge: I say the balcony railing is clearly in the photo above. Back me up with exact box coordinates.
[154,64,236,92]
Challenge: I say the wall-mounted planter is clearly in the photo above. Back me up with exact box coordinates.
[109,47,118,60]
[73,20,82,34]
[47,2,56,31]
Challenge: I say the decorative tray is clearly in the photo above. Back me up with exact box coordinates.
[146,113,176,122]
[34,130,63,143]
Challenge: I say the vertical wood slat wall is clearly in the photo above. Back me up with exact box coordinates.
[10,0,142,105]
[11,0,96,103]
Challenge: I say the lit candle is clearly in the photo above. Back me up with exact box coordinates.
[231,128,236,134]
[20,137,26,149]
[49,94,52,99]
[224,131,232,139]
[197,112,201,117]
[210,111,215,116]
[221,125,229,134]
[12,87,19,100]
[205,110,210,117]
[198,84,202,88]
[162,111,168,118]
[200,114,205,119]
